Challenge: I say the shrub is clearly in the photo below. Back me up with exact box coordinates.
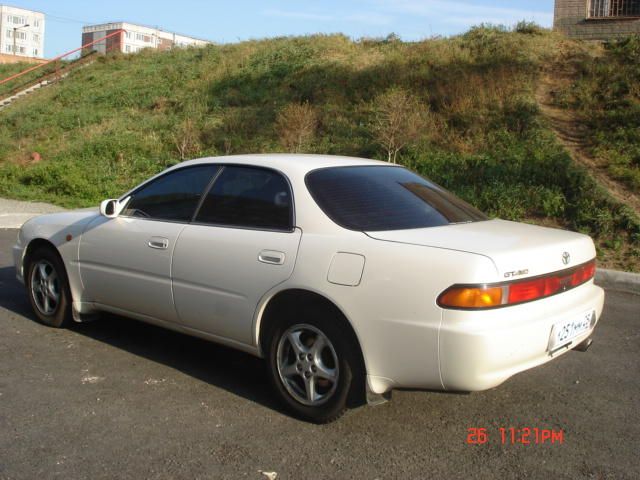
[370,88,428,163]
[275,102,319,153]
[514,21,546,36]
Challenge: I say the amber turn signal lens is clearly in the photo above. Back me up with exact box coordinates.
[438,286,503,309]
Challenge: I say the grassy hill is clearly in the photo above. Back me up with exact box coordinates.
[0,26,638,271]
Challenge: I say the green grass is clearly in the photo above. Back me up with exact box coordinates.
[0,27,638,270]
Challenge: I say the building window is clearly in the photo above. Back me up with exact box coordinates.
[33,48,38,56]
[33,33,40,42]
[5,44,11,53]
[34,19,40,28]
[136,33,144,41]
[8,15,27,24]
[589,0,640,18]
[125,45,131,52]
[4,30,30,40]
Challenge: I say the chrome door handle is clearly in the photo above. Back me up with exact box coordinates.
[258,250,285,265]
[148,237,169,250]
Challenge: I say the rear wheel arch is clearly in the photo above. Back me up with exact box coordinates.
[258,289,367,405]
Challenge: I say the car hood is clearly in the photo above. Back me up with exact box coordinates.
[20,208,100,241]
[365,219,596,279]
[25,208,99,227]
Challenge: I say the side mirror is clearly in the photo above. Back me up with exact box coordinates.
[100,197,129,218]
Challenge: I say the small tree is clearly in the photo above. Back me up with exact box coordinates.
[173,118,202,160]
[371,87,427,163]
[276,102,319,153]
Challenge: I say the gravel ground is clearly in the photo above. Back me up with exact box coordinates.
[0,229,639,480]
[0,198,65,229]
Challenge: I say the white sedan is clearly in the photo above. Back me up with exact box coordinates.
[13,155,604,422]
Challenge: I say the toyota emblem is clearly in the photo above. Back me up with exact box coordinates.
[562,252,571,265]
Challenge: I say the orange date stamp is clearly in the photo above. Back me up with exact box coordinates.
[467,427,565,445]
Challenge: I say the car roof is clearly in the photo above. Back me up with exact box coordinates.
[175,154,393,178]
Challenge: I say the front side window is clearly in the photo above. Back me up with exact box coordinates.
[195,166,293,231]
[306,166,487,232]
[122,165,219,222]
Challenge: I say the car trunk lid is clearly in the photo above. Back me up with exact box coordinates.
[365,219,596,280]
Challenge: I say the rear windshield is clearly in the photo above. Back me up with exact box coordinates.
[305,166,488,231]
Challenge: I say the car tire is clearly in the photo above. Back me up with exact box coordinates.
[266,310,360,423]
[26,247,72,328]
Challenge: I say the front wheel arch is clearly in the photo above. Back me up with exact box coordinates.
[24,240,73,328]
[23,238,60,276]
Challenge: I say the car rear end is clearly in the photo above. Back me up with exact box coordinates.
[437,261,604,391]
[305,164,605,393]
[370,220,605,391]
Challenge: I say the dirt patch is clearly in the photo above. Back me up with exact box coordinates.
[535,51,640,217]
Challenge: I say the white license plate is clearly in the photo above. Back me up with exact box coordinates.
[548,310,595,352]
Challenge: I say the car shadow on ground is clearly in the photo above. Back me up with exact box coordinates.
[0,265,284,416]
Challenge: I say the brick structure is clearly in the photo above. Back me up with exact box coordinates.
[554,0,640,39]
[82,22,210,55]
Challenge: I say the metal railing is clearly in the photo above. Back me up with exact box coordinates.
[0,29,126,89]
[0,51,99,102]
[589,0,640,18]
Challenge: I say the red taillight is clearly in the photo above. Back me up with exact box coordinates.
[438,259,596,310]
[508,278,546,303]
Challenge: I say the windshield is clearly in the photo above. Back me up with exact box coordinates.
[305,166,488,232]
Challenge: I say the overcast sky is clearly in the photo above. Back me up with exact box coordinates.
[13,0,555,58]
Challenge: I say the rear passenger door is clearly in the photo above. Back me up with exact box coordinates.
[172,165,301,345]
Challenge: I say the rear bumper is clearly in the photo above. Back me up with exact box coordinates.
[438,281,605,391]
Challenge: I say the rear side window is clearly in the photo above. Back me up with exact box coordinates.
[306,166,487,231]
[195,166,293,231]
[122,165,219,222]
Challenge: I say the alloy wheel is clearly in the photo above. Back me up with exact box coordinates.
[276,324,339,406]
[30,259,60,316]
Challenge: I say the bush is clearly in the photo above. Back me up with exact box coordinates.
[514,21,546,35]
[276,102,319,153]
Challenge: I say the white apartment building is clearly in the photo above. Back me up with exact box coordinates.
[82,22,210,55]
[0,4,45,58]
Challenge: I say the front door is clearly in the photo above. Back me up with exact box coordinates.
[171,165,301,345]
[78,164,219,322]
